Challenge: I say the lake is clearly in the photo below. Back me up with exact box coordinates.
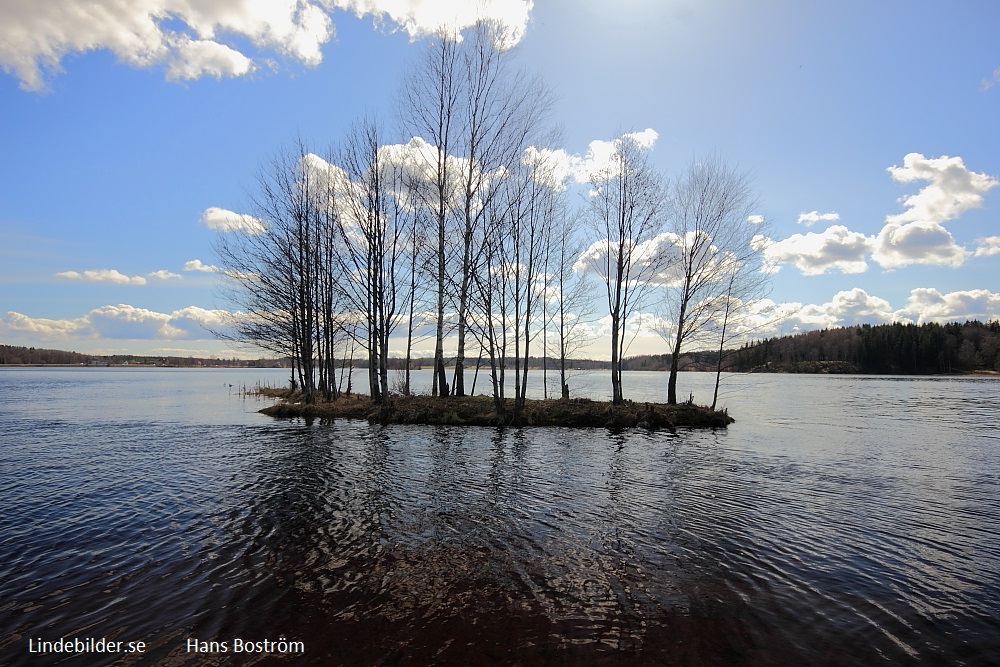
[1,367,998,665]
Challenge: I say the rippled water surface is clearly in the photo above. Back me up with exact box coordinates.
[1,368,998,665]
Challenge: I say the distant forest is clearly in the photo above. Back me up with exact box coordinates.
[5,320,1000,375]
[0,345,283,368]
[727,320,1000,375]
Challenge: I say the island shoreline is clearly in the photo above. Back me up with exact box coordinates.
[256,389,734,429]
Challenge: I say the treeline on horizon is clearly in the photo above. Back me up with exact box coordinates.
[0,342,705,371]
[0,345,283,368]
[728,320,1000,375]
[11,320,999,376]
[7,320,999,375]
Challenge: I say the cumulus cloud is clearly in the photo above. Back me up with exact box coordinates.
[0,0,533,91]
[1,304,233,341]
[736,288,894,338]
[763,155,996,275]
[581,311,673,344]
[760,225,873,276]
[332,0,533,46]
[797,210,839,227]
[521,129,659,190]
[147,269,182,280]
[819,288,895,324]
[573,230,684,289]
[871,219,966,269]
[521,146,577,191]
[55,268,148,285]
[576,129,659,183]
[200,207,267,234]
[739,287,1000,339]
[886,153,997,225]
[183,259,219,273]
[973,236,1000,257]
[373,139,515,216]
[164,36,254,81]
[893,288,1000,324]
[869,153,998,269]
[747,215,765,225]
[1,311,88,338]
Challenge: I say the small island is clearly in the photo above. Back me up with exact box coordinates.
[257,389,733,429]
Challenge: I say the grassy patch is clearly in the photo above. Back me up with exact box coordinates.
[258,393,733,429]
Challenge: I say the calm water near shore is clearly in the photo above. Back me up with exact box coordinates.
[1,367,998,665]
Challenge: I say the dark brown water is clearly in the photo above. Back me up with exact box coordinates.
[1,368,998,665]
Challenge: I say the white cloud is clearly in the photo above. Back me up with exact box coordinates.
[886,153,998,226]
[1,304,233,341]
[55,268,148,285]
[973,236,1000,257]
[330,0,533,46]
[821,288,895,324]
[581,310,673,344]
[746,215,765,225]
[736,288,894,338]
[894,288,1000,324]
[1,311,87,338]
[86,304,176,339]
[200,207,267,234]
[871,219,966,269]
[0,0,329,91]
[745,155,997,276]
[521,146,576,191]
[869,153,998,269]
[738,287,1000,339]
[573,230,683,288]
[147,269,182,280]
[761,225,873,276]
[577,129,659,183]
[0,0,533,91]
[522,129,659,190]
[161,305,231,338]
[183,259,219,273]
[797,210,839,227]
[164,36,254,81]
[376,138,510,214]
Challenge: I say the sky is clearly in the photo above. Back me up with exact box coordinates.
[1,0,999,360]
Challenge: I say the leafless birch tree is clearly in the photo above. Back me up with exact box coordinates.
[659,153,765,405]
[214,140,337,404]
[580,134,668,404]
[325,119,415,406]
[401,21,551,398]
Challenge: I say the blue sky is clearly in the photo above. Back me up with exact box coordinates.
[1,0,998,359]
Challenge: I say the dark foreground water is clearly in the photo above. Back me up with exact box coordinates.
[1,368,998,666]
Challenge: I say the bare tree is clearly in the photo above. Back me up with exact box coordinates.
[401,21,551,398]
[467,190,515,415]
[401,30,461,397]
[580,133,668,404]
[660,153,765,405]
[546,203,594,399]
[214,139,334,404]
[323,118,415,406]
[452,22,551,397]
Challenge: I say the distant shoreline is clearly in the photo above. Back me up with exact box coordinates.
[2,363,997,377]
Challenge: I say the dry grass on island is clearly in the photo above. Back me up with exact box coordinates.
[255,388,734,429]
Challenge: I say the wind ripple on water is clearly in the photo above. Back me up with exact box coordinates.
[2,371,1000,665]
